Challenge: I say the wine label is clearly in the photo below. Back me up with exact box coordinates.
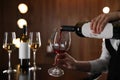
[19,43,30,59]
[82,22,113,39]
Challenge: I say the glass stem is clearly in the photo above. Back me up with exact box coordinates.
[33,71,36,80]
[8,52,12,70]
[8,73,11,80]
[55,65,59,69]
[33,51,36,67]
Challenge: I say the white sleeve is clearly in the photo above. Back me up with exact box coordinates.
[89,40,111,73]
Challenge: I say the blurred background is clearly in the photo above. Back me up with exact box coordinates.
[0,0,120,79]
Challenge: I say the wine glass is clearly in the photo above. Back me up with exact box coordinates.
[29,32,41,71]
[2,32,17,73]
[48,28,71,77]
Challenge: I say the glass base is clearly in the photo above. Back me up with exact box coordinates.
[29,66,41,71]
[48,67,64,77]
[3,69,16,74]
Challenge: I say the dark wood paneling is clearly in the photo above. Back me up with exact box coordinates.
[0,0,120,79]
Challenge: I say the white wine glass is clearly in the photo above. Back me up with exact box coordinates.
[29,32,41,71]
[48,28,71,77]
[2,32,17,73]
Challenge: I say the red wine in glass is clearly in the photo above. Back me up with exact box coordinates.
[48,29,71,77]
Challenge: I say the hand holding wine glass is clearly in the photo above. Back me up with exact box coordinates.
[2,32,16,73]
[29,32,41,71]
[48,28,71,77]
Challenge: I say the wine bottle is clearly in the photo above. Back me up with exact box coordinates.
[61,21,120,39]
[19,25,30,69]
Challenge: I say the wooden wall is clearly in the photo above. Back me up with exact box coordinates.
[0,0,120,79]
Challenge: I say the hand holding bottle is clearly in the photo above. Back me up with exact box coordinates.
[91,11,120,34]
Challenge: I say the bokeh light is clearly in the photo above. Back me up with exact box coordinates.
[103,6,110,14]
[18,3,28,14]
[17,18,27,29]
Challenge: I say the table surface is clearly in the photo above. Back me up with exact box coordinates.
[0,64,91,80]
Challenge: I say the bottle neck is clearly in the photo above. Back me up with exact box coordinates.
[61,24,85,37]
[23,25,27,35]
[21,25,29,42]
[61,25,76,32]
